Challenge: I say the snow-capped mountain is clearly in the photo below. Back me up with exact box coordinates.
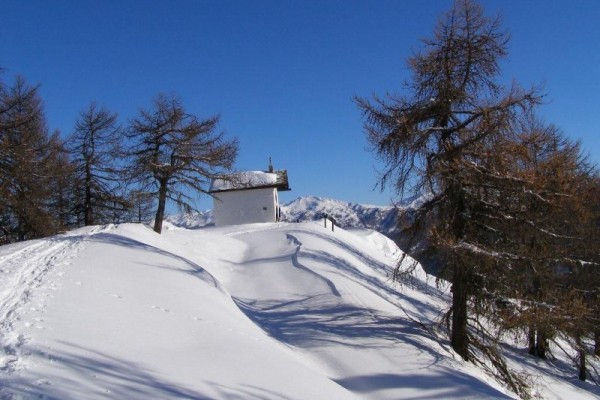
[280,196,400,236]
[165,196,404,237]
[164,209,214,229]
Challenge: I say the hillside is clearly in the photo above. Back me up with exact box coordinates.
[0,222,598,399]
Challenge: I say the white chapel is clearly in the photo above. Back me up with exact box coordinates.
[208,160,290,226]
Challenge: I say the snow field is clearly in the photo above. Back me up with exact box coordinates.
[0,221,598,399]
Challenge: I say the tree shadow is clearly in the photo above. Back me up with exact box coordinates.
[90,232,221,290]
[334,369,513,399]
[286,229,446,321]
[0,342,294,400]
[501,341,600,397]
[234,294,437,354]
[225,227,520,397]
[289,228,447,297]
[230,228,447,354]
[234,295,514,398]
[287,228,392,275]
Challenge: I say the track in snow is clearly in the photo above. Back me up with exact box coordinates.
[0,225,114,374]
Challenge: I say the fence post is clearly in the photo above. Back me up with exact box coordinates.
[322,214,335,232]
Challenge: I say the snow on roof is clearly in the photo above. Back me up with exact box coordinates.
[209,170,290,193]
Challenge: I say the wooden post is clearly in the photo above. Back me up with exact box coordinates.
[323,214,335,232]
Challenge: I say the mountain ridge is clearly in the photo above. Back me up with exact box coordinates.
[165,195,405,237]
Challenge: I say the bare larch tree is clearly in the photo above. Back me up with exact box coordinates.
[126,93,238,233]
[67,103,125,226]
[0,76,70,242]
[356,0,540,362]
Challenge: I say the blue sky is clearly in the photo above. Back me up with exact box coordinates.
[2,1,599,211]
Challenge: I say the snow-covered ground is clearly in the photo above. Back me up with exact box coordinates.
[0,221,598,399]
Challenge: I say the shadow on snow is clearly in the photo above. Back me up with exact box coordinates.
[0,342,294,400]
[90,232,222,290]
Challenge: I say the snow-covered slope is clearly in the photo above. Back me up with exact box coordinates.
[0,222,598,399]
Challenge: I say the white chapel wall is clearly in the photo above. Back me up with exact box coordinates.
[213,187,278,226]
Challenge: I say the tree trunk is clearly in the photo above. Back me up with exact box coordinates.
[18,218,25,242]
[579,350,587,381]
[153,182,167,234]
[451,263,469,361]
[84,163,93,226]
[528,327,547,359]
[449,179,469,361]
[578,338,587,381]
[595,329,600,356]
[528,326,536,356]
[536,329,547,359]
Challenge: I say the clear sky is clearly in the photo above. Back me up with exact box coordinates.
[1,0,598,211]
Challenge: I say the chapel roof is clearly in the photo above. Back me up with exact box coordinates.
[209,169,290,193]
